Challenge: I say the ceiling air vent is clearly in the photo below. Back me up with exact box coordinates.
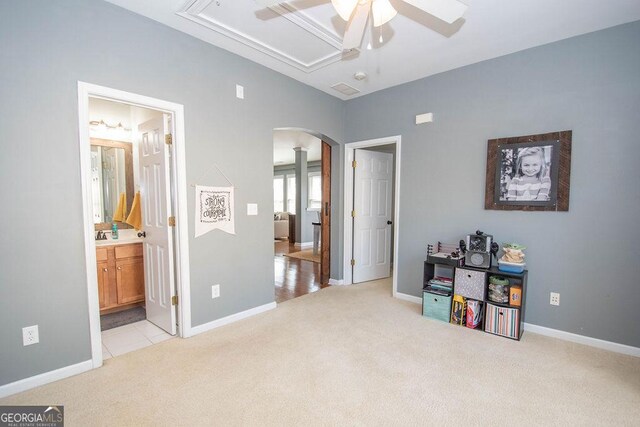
[331,82,360,96]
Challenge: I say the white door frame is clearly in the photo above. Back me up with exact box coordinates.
[343,135,401,296]
[77,82,192,370]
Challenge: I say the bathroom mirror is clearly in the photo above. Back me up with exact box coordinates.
[90,138,134,230]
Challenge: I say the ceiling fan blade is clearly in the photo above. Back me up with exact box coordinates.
[402,0,468,24]
[372,0,397,27]
[332,0,360,21]
[254,0,287,7]
[342,2,370,50]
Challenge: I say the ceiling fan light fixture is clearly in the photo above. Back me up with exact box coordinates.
[331,0,360,21]
[371,0,397,27]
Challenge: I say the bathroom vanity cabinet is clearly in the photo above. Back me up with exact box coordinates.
[96,243,145,313]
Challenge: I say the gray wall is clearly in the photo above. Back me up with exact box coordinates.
[0,0,344,386]
[345,21,640,347]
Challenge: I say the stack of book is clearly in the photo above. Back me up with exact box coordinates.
[425,276,453,296]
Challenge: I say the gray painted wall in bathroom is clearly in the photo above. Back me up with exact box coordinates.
[344,21,640,347]
[0,0,345,386]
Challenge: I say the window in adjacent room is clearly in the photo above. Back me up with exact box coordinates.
[287,176,296,214]
[308,172,322,209]
[274,176,284,212]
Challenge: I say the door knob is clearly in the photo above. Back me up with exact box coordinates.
[117,266,122,270]
[387,220,392,225]
[103,268,107,272]
[137,231,146,238]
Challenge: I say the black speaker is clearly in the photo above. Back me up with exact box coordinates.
[464,231,493,269]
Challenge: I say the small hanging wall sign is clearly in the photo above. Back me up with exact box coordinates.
[195,185,235,237]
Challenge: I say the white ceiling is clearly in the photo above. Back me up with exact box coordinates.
[105,0,640,100]
[273,130,321,165]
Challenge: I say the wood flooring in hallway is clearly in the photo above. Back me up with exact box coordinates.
[274,239,329,303]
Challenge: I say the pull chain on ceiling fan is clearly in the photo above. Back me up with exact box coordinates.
[256,0,468,50]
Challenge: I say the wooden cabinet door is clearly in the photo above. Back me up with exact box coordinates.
[115,257,145,304]
[96,260,109,310]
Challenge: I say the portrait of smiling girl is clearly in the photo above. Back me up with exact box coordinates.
[506,146,551,201]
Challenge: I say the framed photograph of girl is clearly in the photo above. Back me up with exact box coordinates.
[485,131,572,211]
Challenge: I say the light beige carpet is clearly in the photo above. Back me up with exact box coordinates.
[284,249,320,263]
[2,279,639,426]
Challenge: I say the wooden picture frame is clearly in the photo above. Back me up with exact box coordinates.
[485,130,571,211]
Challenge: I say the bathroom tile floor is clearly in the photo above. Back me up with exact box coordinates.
[101,320,173,359]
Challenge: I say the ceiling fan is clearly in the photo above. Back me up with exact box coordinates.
[255,0,468,50]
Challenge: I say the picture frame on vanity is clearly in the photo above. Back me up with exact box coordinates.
[485,130,572,211]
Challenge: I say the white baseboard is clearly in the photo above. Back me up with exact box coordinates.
[395,292,422,305]
[0,360,93,399]
[395,293,638,357]
[328,278,345,285]
[293,242,314,249]
[524,323,640,358]
[190,301,277,336]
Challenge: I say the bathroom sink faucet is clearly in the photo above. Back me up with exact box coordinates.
[96,231,107,240]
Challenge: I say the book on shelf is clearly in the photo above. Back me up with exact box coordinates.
[428,283,453,292]
[428,278,453,288]
[424,286,452,296]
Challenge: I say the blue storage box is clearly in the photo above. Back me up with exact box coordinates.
[498,260,525,273]
[422,291,452,322]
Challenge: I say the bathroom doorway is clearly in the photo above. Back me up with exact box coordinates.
[78,82,191,366]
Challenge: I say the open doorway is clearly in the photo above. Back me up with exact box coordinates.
[78,82,191,367]
[272,129,332,303]
[343,136,401,296]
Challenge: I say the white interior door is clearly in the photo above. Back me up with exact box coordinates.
[352,149,393,283]
[138,116,176,335]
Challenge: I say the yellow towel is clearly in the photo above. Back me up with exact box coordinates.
[112,192,127,222]
[126,191,143,230]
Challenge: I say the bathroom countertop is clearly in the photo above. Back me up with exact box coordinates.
[95,237,143,247]
[95,229,143,247]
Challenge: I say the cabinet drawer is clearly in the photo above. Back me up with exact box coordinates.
[96,247,108,262]
[485,303,520,339]
[454,268,485,300]
[422,291,452,323]
[115,243,143,259]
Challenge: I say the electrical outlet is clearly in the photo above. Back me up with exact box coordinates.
[550,292,560,306]
[22,325,39,346]
[212,284,220,299]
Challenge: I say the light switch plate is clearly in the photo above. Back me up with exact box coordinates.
[247,203,258,216]
[415,112,433,124]
[236,84,244,99]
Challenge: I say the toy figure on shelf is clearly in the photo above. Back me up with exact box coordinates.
[499,243,526,273]
[502,243,526,263]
